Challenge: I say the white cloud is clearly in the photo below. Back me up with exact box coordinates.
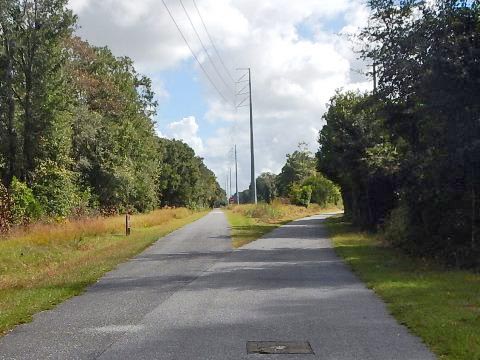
[72,0,372,190]
[69,0,89,13]
[165,116,205,155]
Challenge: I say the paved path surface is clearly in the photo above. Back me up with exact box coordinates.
[0,211,435,360]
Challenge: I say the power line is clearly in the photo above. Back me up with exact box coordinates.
[192,0,235,83]
[161,0,231,104]
[178,0,234,98]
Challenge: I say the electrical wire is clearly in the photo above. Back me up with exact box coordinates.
[161,0,231,104]
[178,0,234,97]
[192,0,235,83]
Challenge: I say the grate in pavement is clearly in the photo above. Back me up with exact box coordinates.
[246,341,314,354]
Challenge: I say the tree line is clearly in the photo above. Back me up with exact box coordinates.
[317,0,480,267]
[0,0,224,230]
[238,144,341,208]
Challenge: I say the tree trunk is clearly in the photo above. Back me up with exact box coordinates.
[4,39,16,185]
[472,163,478,252]
[22,67,33,183]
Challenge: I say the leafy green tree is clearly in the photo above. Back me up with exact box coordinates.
[157,139,200,207]
[194,161,225,208]
[276,143,316,196]
[318,91,397,228]
[0,0,79,216]
[157,139,223,208]
[318,0,480,266]
[290,184,312,208]
[0,2,229,223]
[66,37,159,213]
[360,0,480,265]
[256,172,277,203]
[238,188,251,204]
[9,176,42,223]
[303,173,341,206]
[13,0,76,183]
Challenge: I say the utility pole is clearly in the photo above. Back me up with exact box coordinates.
[236,68,257,204]
[235,145,239,204]
[229,167,232,201]
[225,176,228,203]
[372,61,377,94]
[248,68,257,204]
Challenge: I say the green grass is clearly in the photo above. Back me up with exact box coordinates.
[0,209,207,336]
[325,216,480,360]
[226,202,340,248]
[225,210,282,248]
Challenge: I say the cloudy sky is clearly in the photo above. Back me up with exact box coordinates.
[69,0,372,192]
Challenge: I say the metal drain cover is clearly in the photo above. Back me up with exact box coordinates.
[247,341,314,354]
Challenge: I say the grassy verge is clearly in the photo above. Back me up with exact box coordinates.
[225,202,340,248]
[325,216,480,360]
[0,208,208,336]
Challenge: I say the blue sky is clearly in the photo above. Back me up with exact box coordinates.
[155,61,212,138]
[296,13,346,39]
[72,0,372,191]
[157,62,205,124]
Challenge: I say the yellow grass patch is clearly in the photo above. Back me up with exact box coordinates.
[226,202,341,248]
[0,208,207,335]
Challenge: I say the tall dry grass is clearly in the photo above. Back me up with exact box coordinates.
[226,201,342,248]
[0,208,193,247]
[228,200,340,223]
[0,207,206,335]
[0,207,197,290]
